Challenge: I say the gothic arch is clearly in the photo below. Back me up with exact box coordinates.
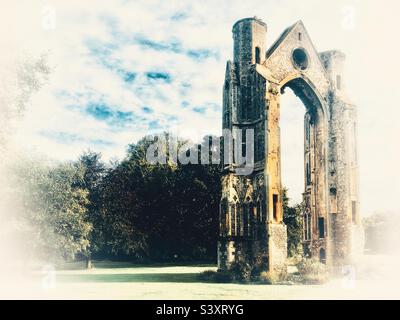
[219,17,362,277]
[278,76,330,259]
[280,74,328,117]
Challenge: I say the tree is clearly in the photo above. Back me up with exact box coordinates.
[0,54,50,145]
[75,151,106,268]
[12,132,223,264]
[282,188,304,257]
[16,160,92,261]
[96,161,148,259]
[93,133,222,262]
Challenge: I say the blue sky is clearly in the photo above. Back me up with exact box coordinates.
[4,0,400,214]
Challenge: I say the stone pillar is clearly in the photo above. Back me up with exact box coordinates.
[218,17,287,280]
[265,81,288,278]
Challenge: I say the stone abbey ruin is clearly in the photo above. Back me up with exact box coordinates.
[218,17,363,278]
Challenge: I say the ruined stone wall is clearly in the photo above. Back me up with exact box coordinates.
[219,18,361,276]
[320,50,364,266]
[265,22,330,97]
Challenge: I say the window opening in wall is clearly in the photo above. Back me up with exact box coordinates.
[273,194,278,221]
[242,129,246,158]
[318,217,325,238]
[255,46,261,64]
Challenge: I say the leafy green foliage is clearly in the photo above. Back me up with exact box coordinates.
[50,133,222,262]
[15,160,92,260]
[74,151,107,260]
[282,188,304,257]
[229,261,253,282]
[104,134,221,261]
[12,135,312,265]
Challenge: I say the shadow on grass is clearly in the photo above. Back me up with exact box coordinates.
[58,261,216,270]
[58,273,203,283]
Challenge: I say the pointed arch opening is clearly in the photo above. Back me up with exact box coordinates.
[279,75,329,260]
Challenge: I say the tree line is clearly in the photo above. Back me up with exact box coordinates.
[13,133,303,265]
[14,134,221,264]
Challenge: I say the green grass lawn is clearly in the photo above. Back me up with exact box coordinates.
[57,262,215,284]
[2,256,400,299]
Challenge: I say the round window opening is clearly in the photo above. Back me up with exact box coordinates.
[292,48,309,70]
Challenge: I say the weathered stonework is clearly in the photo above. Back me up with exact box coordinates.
[218,17,363,278]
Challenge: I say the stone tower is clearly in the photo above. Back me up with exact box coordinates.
[218,17,288,278]
[218,17,363,278]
